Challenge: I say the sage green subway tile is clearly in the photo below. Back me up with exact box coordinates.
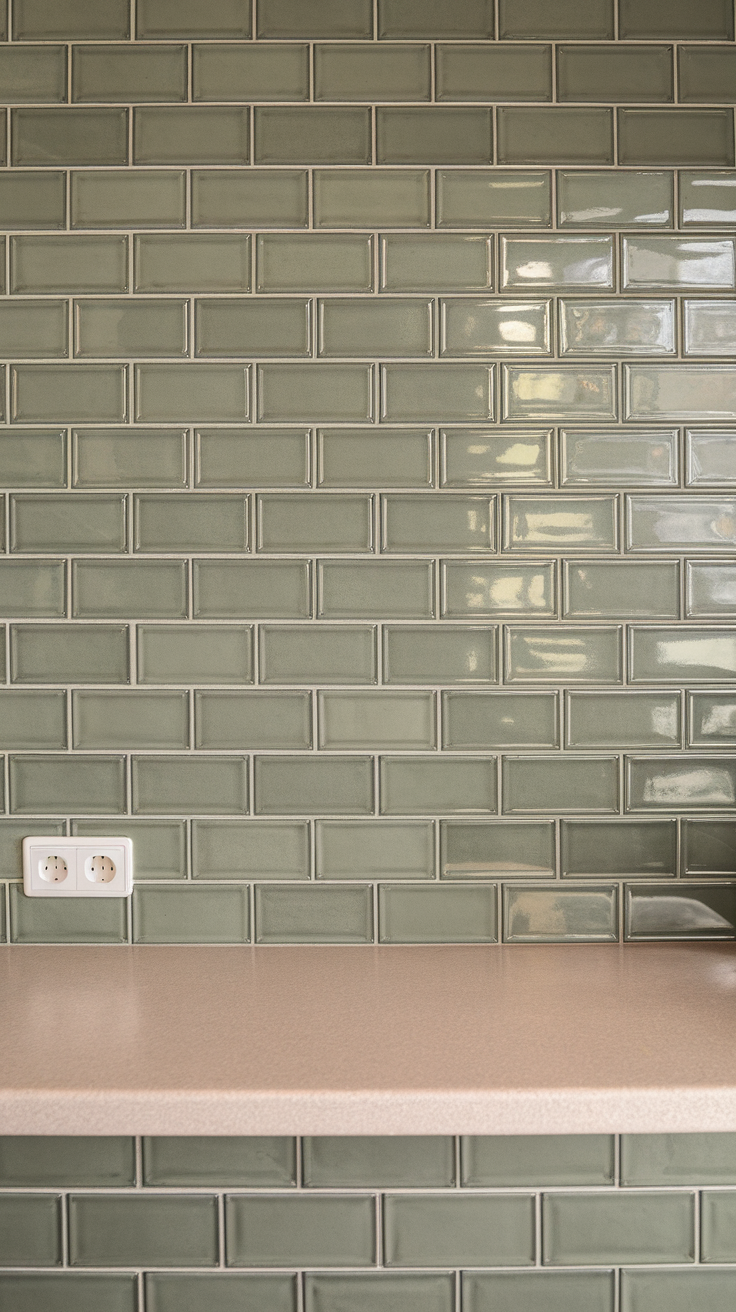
[72,45,187,103]
[0,431,66,488]
[680,172,736,227]
[442,300,550,356]
[10,494,125,554]
[11,236,128,294]
[0,561,65,618]
[196,691,311,749]
[255,884,373,943]
[137,625,252,684]
[622,1133,736,1187]
[437,44,550,101]
[622,237,736,289]
[382,365,493,422]
[505,884,618,941]
[71,171,186,230]
[557,45,673,103]
[685,820,736,875]
[380,883,497,943]
[255,755,374,815]
[0,173,65,229]
[0,690,66,749]
[437,171,551,229]
[314,171,431,229]
[627,495,736,549]
[620,0,733,38]
[193,43,307,101]
[258,365,373,423]
[12,365,127,423]
[626,883,736,940]
[9,755,126,815]
[561,432,678,487]
[501,235,613,290]
[379,0,493,38]
[443,561,556,618]
[383,495,494,553]
[558,171,673,228]
[443,691,558,749]
[196,299,310,358]
[562,819,677,878]
[619,110,734,168]
[0,45,66,101]
[305,1139,452,1188]
[319,691,434,750]
[504,495,618,551]
[499,0,612,37]
[11,624,129,684]
[504,366,617,421]
[197,430,309,489]
[72,690,188,749]
[132,756,248,816]
[258,0,372,38]
[381,234,492,291]
[506,627,623,683]
[255,108,371,166]
[703,1191,736,1261]
[135,235,250,293]
[560,300,675,356]
[564,562,679,619]
[542,1192,695,1266]
[147,1274,296,1312]
[684,301,736,356]
[135,494,248,553]
[678,46,736,105]
[194,560,311,619]
[0,820,64,880]
[441,819,554,877]
[260,626,376,684]
[384,626,497,684]
[73,819,186,880]
[319,299,432,358]
[630,626,736,682]
[0,1196,61,1266]
[621,1270,736,1312]
[503,755,619,813]
[12,108,127,166]
[318,561,434,618]
[319,430,432,488]
[10,884,128,943]
[74,300,187,359]
[14,0,130,38]
[73,430,188,490]
[0,1137,134,1187]
[689,692,736,746]
[686,562,736,616]
[377,108,492,165]
[498,109,613,166]
[464,1272,614,1312]
[380,757,497,815]
[316,820,433,879]
[442,432,552,489]
[192,820,309,880]
[192,170,308,229]
[227,1193,375,1266]
[72,561,187,619]
[133,885,250,944]
[259,494,372,552]
[257,235,372,292]
[567,691,680,748]
[139,0,252,37]
[136,366,249,423]
[69,1195,218,1268]
[626,756,736,810]
[314,44,430,102]
[383,1194,534,1268]
[144,1137,294,1187]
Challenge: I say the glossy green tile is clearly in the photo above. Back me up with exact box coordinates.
[0,561,66,618]
[72,690,188,749]
[383,1195,534,1267]
[70,1195,217,1268]
[678,47,736,104]
[382,365,493,422]
[442,432,552,490]
[74,299,187,358]
[133,885,250,943]
[443,691,558,749]
[630,627,736,682]
[255,885,373,944]
[194,43,307,100]
[258,365,373,423]
[319,299,432,358]
[567,692,680,748]
[147,1274,296,1312]
[10,494,126,553]
[135,235,250,292]
[383,495,494,553]
[622,237,735,289]
[14,0,129,38]
[139,0,252,37]
[197,429,309,489]
[196,299,309,358]
[254,756,374,815]
[193,560,311,619]
[72,561,187,619]
[505,627,622,683]
[72,45,187,102]
[562,820,677,878]
[620,0,733,38]
[10,883,128,943]
[503,755,618,813]
[680,172,736,227]
[543,1192,694,1265]
[437,171,551,229]
[260,626,376,684]
[136,365,249,423]
[307,1274,451,1312]
[0,690,66,749]
[443,559,551,617]
[73,429,188,490]
[442,299,550,356]
[192,820,309,880]
[73,820,186,880]
[0,1138,134,1187]
[11,624,129,684]
[0,1271,135,1312]
[255,108,371,165]
[499,0,612,37]
[9,754,126,815]
[11,366,126,423]
[504,495,618,551]
[192,170,308,229]
[464,1135,613,1186]
[314,170,430,229]
[626,883,736,940]
[0,302,67,359]
[561,432,678,487]
[0,820,64,880]
[258,0,372,37]
[623,1134,736,1186]
[384,626,497,683]
[319,561,434,619]
[504,884,617,942]
[619,110,734,168]
[381,235,492,291]
[196,691,311,749]
[626,756,736,810]
[558,45,672,102]
[437,44,550,101]
[501,235,613,290]
[132,756,248,815]
[380,883,497,943]
[11,236,127,293]
[319,691,434,749]
[0,431,66,488]
[464,1272,614,1312]
[621,1270,736,1312]
[12,108,127,166]
[137,625,253,684]
[135,494,248,553]
[684,819,736,875]
[377,108,491,165]
[315,44,430,101]
[504,366,617,420]
[71,170,186,229]
[0,45,66,100]
[560,300,674,356]
[0,173,65,229]
[319,430,432,488]
[0,1196,61,1266]
[379,0,493,37]
[628,495,736,550]
[558,170,673,228]
[498,109,613,165]
[441,820,554,878]
[257,235,372,292]
[144,1137,294,1187]
[379,757,497,815]
[703,1191,736,1261]
[316,821,433,879]
[226,1193,375,1265]
[686,563,736,616]
[689,692,736,746]
[259,495,372,552]
[684,301,736,356]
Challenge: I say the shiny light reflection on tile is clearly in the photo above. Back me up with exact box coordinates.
[503,367,617,422]
[686,432,736,488]
[561,431,678,487]
[442,561,556,618]
[626,757,736,810]
[626,496,736,551]
[441,300,551,356]
[505,627,623,683]
[504,496,618,552]
[442,431,553,487]
[560,301,675,356]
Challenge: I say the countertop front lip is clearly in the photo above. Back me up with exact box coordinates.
[2,941,736,1136]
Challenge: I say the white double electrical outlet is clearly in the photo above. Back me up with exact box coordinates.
[23,837,133,898]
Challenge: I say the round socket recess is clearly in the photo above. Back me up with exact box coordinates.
[39,855,68,883]
[85,854,117,884]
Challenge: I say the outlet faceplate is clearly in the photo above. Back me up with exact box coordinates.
[23,838,133,898]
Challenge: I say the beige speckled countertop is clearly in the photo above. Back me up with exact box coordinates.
[2,942,736,1135]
